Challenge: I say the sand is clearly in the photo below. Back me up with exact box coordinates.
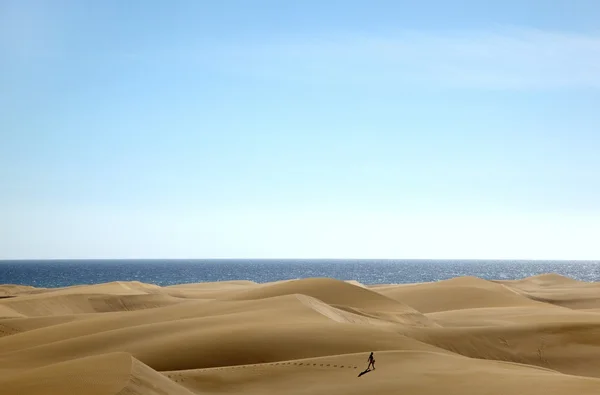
[3,274,600,394]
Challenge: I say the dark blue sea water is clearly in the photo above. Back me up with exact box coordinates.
[1,260,600,288]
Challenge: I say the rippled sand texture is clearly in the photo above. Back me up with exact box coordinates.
[3,274,600,394]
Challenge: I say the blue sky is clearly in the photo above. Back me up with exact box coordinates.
[1,0,599,259]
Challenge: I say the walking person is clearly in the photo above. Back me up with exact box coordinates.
[367,352,375,370]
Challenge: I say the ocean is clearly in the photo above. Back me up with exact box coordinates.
[1,259,600,288]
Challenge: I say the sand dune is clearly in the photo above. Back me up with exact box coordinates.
[164,280,260,299]
[497,274,600,309]
[426,304,600,327]
[165,350,600,395]
[408,320,600,378]
[2,273,600,394]
[0,294,443,371]
[223,278,437,326]
[0,305,24,320]
[166,280,258,289]
[0,293,183,317]
[223,278,399,307]
[376,276,546,313]
[0,284,38,297]
[0,352,195,395]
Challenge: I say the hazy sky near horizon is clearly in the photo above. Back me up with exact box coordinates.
[2,0,600,260]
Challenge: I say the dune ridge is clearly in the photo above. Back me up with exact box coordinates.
[3,274,600,394]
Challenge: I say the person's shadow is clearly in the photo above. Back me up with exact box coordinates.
[357,368,372,377]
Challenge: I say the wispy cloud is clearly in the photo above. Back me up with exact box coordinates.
[209,28,600,90]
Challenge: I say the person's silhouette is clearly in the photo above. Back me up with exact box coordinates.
[367,352,375,370]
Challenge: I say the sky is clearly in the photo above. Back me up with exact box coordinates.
[1,0,600,260]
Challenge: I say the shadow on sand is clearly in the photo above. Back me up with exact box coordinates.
[358,368,373,377]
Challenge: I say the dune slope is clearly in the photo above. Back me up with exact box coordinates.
[165,350,600,395]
